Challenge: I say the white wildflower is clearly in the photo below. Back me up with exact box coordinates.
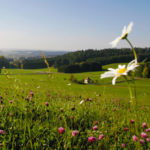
[100,60,138,85]
[110,22,134,47]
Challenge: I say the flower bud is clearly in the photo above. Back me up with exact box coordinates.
[58,127,65,134]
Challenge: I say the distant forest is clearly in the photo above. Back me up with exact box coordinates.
[21,48,150,73]
[1,48,150,74]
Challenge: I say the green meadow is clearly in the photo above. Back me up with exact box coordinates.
[0,65,150,149]
[2,64,150,105]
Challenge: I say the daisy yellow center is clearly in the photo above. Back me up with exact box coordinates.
[117,68,127,74]
[121,33,128,39]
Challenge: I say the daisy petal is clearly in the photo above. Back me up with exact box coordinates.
[127,22,133,34]
[110,36,121,47]
[121,26,127,36]
[127,59,136,67]
[118,65,126,69]
[101,72,115,79]
[123,72,128,75]
[108,68,115,71]
[127,59,139,71]
[112,76,118,85]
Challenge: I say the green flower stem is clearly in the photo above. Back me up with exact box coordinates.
[125,37,138,106]
[130,75,137,105]
[125,38,137,62]
[123,76,134,103]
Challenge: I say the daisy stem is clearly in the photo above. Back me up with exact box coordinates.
[125,38,138,107]
[130,75,137,105]
[125,38,137,62]
[123,76,134,103]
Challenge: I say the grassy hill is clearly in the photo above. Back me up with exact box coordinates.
[2,66,150,105]
[0,66,150,149]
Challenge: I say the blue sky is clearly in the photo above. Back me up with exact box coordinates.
[0,0,150,51]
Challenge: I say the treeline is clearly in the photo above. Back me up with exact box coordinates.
[47,48,150,67]
[0,56,10,72]
[1,48,150,74]
[58,62,102,73]
[22,48,150,73]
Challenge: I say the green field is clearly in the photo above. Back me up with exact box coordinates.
[0,65,150,149]
[2,64,150,105]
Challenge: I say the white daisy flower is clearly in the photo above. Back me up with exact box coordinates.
[100,60,138,85]
[110,22,134,47]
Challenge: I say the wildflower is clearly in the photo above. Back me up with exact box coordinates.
[110,22,133,47]
[130,119,135,124]
[140,139,145,144]
[93,120,99,125]
[146,138,150,142]
[0,130,6,134]
[72,130,79,136]
[121,143,126,148]
[29,96,32,101]
[132,135,138,142]
[93,125,98,130]
[45,102,49,106]
[67,83,71,86]
[146,128,150,132]
[88,137,97,143]
[123,128,129,131]
[70,116,74,120]
[30,91,34,97]
[101,60,138,85]
[142,123,147,128]
[60,108,63,112]
[71,107,75,111]
[141,132,148,139]
[85,97,92,102]
[58,127,65,134]
[25,97,29,101]
[99,134,104,140]
[9,100,13,104]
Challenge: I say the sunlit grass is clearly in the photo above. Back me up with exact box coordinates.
[0,67,149,149]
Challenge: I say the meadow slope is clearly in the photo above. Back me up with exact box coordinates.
[0,66,149,149]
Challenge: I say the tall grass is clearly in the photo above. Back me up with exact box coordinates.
[0,69,149,149]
